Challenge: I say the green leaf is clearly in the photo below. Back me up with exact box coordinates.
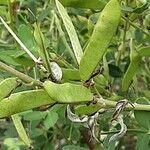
[138,46,150,57]
[13,55,34,67]
[62,145,88,150]
[43,81,92,103]
[0,0,8,5]
[23,111,47,121]
[0,50,21,66]
[11,114,31,147]
[144,90,150,99]
[136,133,150,150]
[43,111,58,129]
[3,138,25,149]
[133,3,149,14]
[31,128,43,138]
[134,97,150,130]
[55,0,83,64]
[0,6,7,17]
[18,24,38,53]
[108,64,123,78]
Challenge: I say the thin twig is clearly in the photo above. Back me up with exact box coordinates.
[121,16,150,37]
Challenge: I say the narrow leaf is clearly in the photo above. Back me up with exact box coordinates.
[55,0,83,64]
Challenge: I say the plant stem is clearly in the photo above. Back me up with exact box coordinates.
[0,61,42,86]
[101,129,147,135]
[121,16,150,37]
[98,98,150,111]
[116,16,128,65]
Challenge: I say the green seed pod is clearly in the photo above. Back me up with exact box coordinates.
[122,52,140,92]
[0,78,21,100]
[122,46,150,92]
[12,114,31,147]
[0,90,54,118]
[79,0,121,81]
[144,14,150,29]
[43,81,92,103]
[59,0,108,10]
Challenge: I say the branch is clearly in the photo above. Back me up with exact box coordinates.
[122,16,150,37]
[0,61,42,86]
[99,98,150,111]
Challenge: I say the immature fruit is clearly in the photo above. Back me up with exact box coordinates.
[43,81,92,103]
[122,46,150,91]
[62,68,80,81]
[79,0,121,81]
[0,90,54,118]
[12,114,31,147]
[0,78,21,100]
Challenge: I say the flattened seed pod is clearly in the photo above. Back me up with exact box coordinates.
[0,90,54,118]
[79,0,121,81]
[0,78,21,100]
[43,81,92,103]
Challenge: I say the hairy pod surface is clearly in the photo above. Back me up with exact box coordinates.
[79,0,121,81]
[0,90,54,118]
[0,78,21,100]
[43,81,93,103]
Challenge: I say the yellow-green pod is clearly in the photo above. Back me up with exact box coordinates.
[43,81,92,103]
[79,0,121,81]
[12,114,31,147]
[59,0,108,10]
[0,78,21,100]
[122,47,150,92]
[122,54,141,92]
[0,90,54,118]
